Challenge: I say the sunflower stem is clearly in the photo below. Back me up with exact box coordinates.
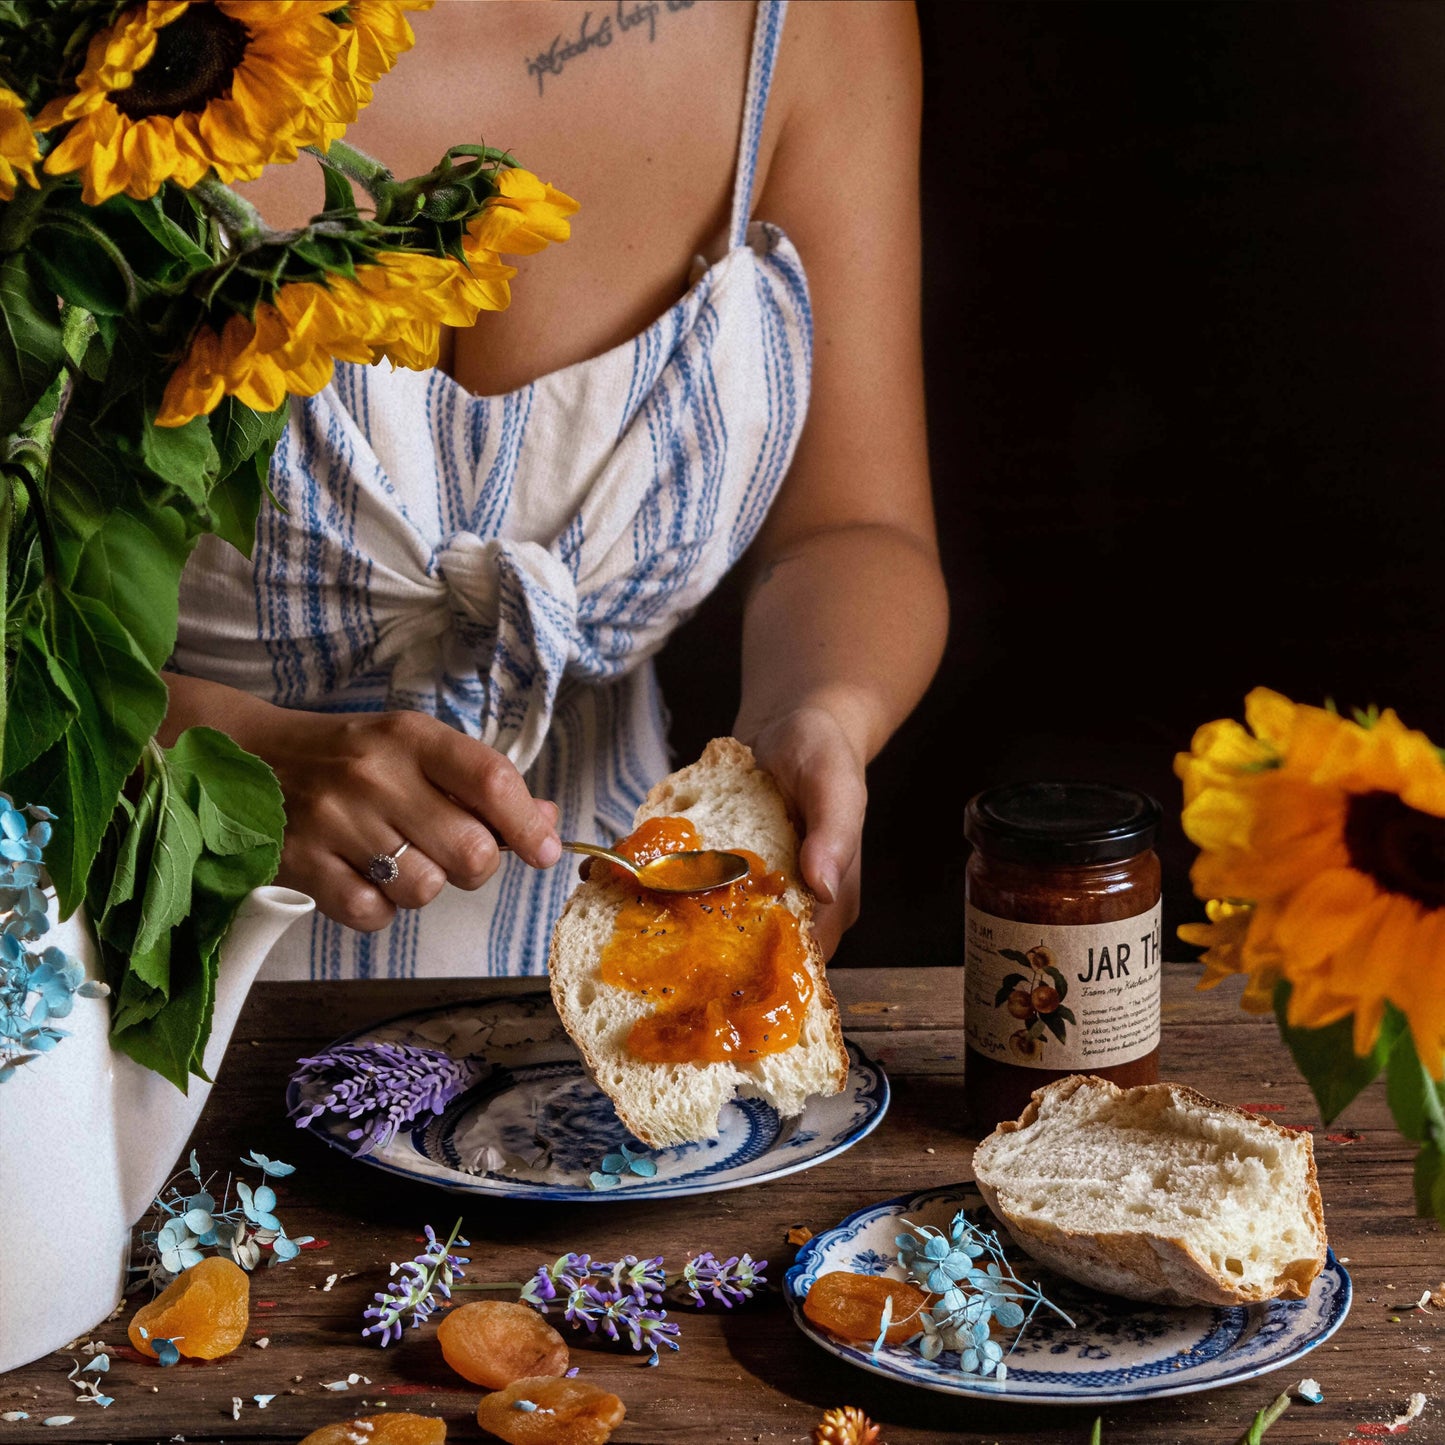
[308,140,393,199]
[190,177,266,246]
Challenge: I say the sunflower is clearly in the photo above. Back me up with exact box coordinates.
[34,1,360,204]
[324,0,434,139]
[1176,687,1445,1075]
[0,85,40,201]
[157,165,574,423]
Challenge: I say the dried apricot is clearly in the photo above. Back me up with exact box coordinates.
[297,1415,446,1445]
[128,1255,250,1360]
[475,1376,625,1445]
[802,1271,931,1346]
[438,1300,569,1388]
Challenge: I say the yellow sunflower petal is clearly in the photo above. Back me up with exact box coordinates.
[1242,687,1303,753]
[0,86,40,200]
[466,167,580,259]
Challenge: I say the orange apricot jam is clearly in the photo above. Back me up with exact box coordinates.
[597,816,812,1065]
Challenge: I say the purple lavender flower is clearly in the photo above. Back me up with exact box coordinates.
[290,1041,478,1155]
[598,1255,666,1306]
[520,1252,681,1366]
[362,1222,470,1346]
[681,1251,768,1308]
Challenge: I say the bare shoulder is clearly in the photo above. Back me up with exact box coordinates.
[758,1,921,234]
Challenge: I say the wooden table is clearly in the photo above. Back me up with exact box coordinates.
[2,966,1440,1444]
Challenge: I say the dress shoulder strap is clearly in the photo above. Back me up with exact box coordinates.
[728,0,788,249]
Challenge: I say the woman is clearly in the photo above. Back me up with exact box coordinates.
[162,0,947,979]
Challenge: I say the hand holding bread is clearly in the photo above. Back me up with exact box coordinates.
[549,738,849,1148]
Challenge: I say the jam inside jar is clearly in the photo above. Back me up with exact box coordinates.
[963,781,1163,1130]
[596,817,813,1065]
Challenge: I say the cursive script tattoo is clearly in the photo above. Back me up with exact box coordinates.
[525,0,697,97]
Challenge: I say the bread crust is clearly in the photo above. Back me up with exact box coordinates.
[972,1075,1328,1307]
[548,737,849,1146]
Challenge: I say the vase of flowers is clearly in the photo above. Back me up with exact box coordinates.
[0,0,574,1366]
[1177,687,1445,1227]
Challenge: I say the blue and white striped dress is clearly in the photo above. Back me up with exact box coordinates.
[172,0,813,979]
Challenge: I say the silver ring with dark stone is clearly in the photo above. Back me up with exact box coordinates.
[366,840,411,885]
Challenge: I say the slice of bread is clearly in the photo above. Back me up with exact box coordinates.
[971,1075,1327,1307]
[548,737,849,1147]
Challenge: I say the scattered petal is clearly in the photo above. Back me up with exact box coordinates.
[1297,1378,1324,1404]
[1392,1395,1428,1428]
[254,1394,276,1409]
[41,1419,75,1428]
[232,1398,243,1420]
[254,1337,270,1348]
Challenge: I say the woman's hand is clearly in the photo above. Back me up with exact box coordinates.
[746,706,867,961]
[161,675,561,930]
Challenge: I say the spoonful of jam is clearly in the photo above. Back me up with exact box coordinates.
[504,839,751,894]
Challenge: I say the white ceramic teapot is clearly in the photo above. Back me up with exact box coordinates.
[0,886,313,1373]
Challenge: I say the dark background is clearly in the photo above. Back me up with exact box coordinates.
[658,1,1445,967]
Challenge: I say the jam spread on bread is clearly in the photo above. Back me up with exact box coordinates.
[597,816,813,1064]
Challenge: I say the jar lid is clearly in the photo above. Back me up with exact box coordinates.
[964,781,1162,865]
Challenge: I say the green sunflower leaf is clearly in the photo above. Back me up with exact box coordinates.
[1272,982,1403,1125]
[70,504,190,671]
[206,397,286,554]
[140,410,220,506]
[5,592,168,914]
[3,617,79,779]
[0,253,66,436]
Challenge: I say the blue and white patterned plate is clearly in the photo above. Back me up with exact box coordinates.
[290,993,888,1201]
[784,1184,1351,1404]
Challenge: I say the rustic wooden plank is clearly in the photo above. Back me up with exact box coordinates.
[1,965,1440,1444]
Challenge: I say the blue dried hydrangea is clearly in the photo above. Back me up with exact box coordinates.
[0,797,99,1081]
[891,1211,1072,1381]
[289,1040,479,1154]
[134,1150,313,1288]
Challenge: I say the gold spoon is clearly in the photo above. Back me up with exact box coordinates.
[502,839,751,894]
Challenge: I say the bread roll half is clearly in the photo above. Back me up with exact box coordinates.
[971,1075,1327,1306]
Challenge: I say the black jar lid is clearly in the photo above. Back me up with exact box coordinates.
[964,781,1162,865]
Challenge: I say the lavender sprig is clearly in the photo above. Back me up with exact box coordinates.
[362,1220,470,1346]
[513,1249,767,1364]
[680,1251,767,1308]
[523,1252,685,1365]
[290,1041,478,1155]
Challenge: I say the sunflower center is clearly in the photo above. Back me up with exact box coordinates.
[111,6,249,120]
[1344,791,1445,908]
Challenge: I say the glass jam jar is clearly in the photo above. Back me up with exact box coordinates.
[963,781,1163,1131]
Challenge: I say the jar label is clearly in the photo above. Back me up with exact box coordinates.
[964,903,1162,1071]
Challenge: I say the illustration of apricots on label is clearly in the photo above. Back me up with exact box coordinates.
[992,942,1077,1058]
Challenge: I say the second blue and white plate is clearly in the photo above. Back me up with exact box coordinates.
[784,1184,1351,1404]
[289,993,889,1201]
